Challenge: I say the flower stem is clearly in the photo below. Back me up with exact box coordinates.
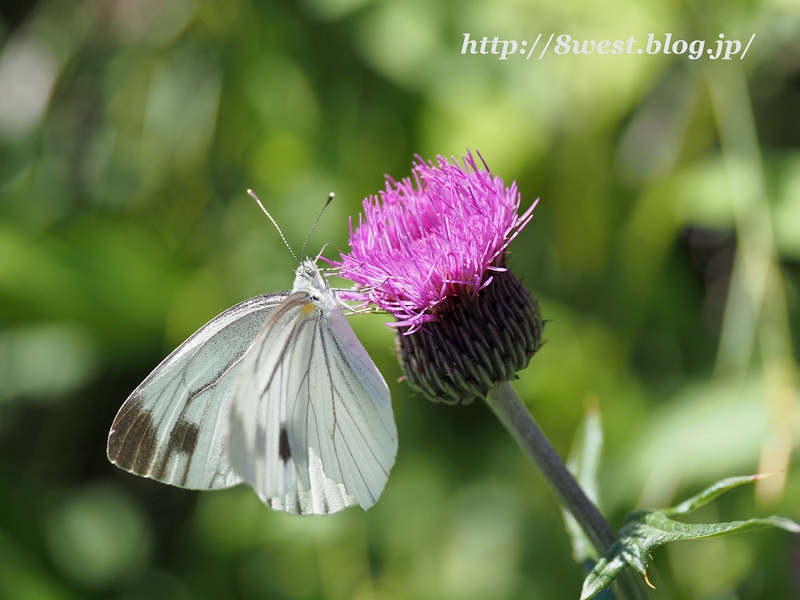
[485,382,650,600]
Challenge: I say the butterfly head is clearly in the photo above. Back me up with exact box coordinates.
[293,259,334,306]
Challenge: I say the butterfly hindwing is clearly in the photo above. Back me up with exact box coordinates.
[260,448,358,515]
[107,292,289,490]
[306,308,397,509]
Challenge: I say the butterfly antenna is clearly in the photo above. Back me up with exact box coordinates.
[247,189,299,264]
[301,192,334,259]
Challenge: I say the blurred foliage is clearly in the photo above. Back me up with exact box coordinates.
[0,0,799,599]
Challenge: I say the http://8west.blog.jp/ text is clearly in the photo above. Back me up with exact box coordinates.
[461,32,756,61]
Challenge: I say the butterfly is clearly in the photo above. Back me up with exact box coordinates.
[107,197,397,515]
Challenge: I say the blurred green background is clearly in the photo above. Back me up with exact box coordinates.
[0,0,799,598]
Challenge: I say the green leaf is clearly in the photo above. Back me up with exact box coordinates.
[580,475,800,600]
[562,404,604,562]
[659,474,766,518]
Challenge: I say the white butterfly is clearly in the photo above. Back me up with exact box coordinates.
[107,256,397,515]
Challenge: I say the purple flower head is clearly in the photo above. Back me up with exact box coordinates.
[336,151,537,332]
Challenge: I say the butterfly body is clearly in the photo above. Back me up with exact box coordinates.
[108,259,396,515]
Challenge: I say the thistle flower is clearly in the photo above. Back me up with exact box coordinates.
[335,151,543,405]
[336,153,655,600]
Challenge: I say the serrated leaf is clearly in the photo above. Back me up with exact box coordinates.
[580,475,800,600]
[562,405,604,562]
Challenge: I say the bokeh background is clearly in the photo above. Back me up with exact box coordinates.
[1,0,799,598]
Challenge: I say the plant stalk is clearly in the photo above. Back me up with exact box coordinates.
[485,382,650,600]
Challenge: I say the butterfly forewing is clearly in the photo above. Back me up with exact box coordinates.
[107,292,289,490]
[227,291,314,500]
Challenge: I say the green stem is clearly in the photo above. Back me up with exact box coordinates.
[485,382,650,600]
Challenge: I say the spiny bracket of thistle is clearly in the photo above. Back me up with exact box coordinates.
[397,258,543,405]
[581,474,800,600]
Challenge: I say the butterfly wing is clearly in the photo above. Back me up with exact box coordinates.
[304,308,397,509]
[260,446,358,515]
[226,292,312,501]
[107,292,289,490]
[227,292,397,515]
